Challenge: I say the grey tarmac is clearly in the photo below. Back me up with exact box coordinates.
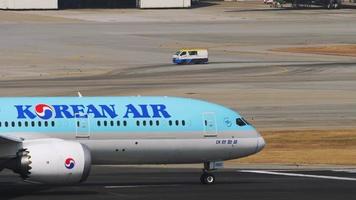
[1,166,356,200]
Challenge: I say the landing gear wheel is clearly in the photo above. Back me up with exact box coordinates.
[200,173,215,185]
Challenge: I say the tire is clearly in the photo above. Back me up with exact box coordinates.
[200,173,215,185]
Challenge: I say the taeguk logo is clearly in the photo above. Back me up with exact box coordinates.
[35,104,54,120]
[65,158,75,169]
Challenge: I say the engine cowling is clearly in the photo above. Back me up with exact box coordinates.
[14,139,91,184]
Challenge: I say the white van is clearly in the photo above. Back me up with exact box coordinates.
[172,49,208,64]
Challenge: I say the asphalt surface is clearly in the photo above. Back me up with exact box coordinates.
[1,6,356,131]
[1,167,356,200]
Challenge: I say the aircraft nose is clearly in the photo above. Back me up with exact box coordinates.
[256,135,266,153]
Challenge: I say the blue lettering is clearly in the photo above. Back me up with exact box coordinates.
[151,104,171,118]
[123,104,142,118]
[138,105,150,118]
[15,103,161,119]
[53,105,74,118]
[99,105,118,118]
[86,104,103,118]
[71,105,87,118]
[15,105,36,119]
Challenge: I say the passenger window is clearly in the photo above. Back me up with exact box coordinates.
[156,120,159,126]
[204,120,207,126]
[0,122,2,127]
[51,121,55,127]
[11,121,15,127]
[31,121,35,127]
[25,121,28,127]
[117,121,120,126]
[77,121,80,127]
[18,122,22,127]
[5,121,8,127]
[175,120,179,126]
[169,120,172,126]
[180,51,187,56]
[97,121,101,126]
[123,121,127,126]
[143,121,147,126]
[104,121,108,126]
[149,120,153,126]
[136,121,140,126]
[110,121,114,126]
[182,120,186,126]
[44,121,48,127]
[236,118,246,126]
[38,121,42,127]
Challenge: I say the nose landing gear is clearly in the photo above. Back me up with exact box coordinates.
[200,161,223,185]
[200,172,215,185]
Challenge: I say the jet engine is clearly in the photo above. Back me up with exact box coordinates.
[12,139,91,184]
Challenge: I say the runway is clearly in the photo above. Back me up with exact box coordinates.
[1,166,356,200]
[0,1,356,199]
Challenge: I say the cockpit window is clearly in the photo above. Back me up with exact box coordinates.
[175,51,181,55]
[242,118,250,125]
[236,118,246,126]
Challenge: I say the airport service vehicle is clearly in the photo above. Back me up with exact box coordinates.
[172,49,208,64]
[264,0,274,4]
[0,96,264,185]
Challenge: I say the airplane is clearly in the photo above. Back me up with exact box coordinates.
[0,96,265,185]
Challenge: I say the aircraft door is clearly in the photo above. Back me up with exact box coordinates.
[75,114,91,139]
[203,112,217,137]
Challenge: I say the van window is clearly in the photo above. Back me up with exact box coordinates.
[189,51,197,55]
[180,51,187,56]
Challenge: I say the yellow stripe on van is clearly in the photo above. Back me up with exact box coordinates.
[179,49,207,51]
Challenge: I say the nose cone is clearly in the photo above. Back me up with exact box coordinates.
[256,136,266,153]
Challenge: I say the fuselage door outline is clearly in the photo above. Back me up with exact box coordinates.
[202,112,218,137]
[75,113,91,139]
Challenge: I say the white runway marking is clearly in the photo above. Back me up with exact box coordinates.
[239,170,356,181]
[332,169,356,173]
[105,184,180,189]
